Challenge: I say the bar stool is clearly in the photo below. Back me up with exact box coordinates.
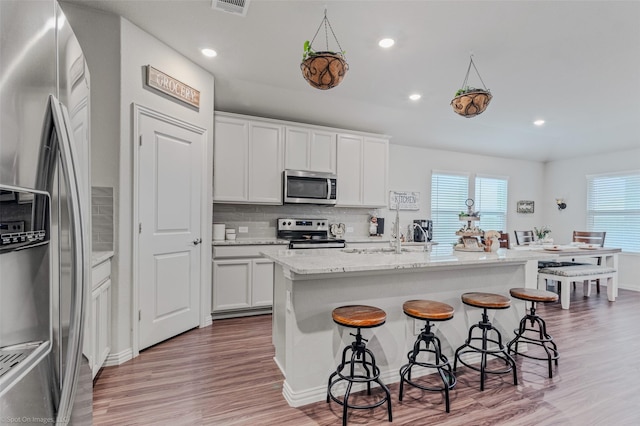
[399,300,456,413]
[507,288,559,378]
[453,292,517,391]
[327,305,392,426]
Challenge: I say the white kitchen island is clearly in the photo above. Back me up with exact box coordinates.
[261,246,554,407]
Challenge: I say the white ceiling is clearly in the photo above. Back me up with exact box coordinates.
[65,0,640,162]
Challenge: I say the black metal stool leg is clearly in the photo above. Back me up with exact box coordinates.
[399,320,456,412]
[454,307,517,390]
[508,301,559,379]
[327,327,392,425]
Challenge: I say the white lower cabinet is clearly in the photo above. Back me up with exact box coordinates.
[212,259,252,311]
[88,257,111,379]
[212,245,286,317]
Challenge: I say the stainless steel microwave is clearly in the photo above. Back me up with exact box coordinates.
[283,170,337,205]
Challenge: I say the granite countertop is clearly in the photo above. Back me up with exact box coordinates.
[261,246,555,275]
[212,238,289,246]
[92,250,114,266]
[212,236,428,246]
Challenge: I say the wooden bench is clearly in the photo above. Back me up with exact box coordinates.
[537,265,617,310]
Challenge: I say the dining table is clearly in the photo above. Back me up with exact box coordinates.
[512,243,621,300]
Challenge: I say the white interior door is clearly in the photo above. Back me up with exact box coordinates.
[138,111,203,350]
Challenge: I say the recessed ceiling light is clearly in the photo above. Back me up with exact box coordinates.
[378,38,395,48]
[201,48,217,58]
[409,94,421,101]
[534,119,545,126]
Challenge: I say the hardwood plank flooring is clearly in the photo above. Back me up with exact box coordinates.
[94,289,640,425]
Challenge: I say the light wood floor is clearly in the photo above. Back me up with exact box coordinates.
[94,289,640,425]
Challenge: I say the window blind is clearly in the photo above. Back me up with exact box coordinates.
[476,175,508,233]
[587,172,640,253]
[431,172,469,245]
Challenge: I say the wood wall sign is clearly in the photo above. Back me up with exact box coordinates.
[145,65,200,109]
[389,191,420,210]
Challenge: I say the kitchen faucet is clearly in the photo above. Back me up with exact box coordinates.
[393,203,402,254]
[413,223,431,252]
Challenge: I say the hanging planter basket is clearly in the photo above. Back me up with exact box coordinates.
[451,89,493,118]
[301,51,349,90]
[300,11,348,90]
[451,56,492,118]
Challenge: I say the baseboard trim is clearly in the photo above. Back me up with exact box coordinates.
[104,348,133,367]
[211,307,272,320]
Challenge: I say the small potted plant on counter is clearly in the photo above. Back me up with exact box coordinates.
[534,226,552,243]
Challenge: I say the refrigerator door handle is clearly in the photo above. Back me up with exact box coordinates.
[48,95,88,425]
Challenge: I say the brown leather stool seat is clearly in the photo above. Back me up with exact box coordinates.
[399,300,456,412]
[327,305,392,426]
[454,292,517,391]
[507,288,560,378]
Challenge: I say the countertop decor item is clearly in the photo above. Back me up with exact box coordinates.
[300,9,348,90]
[451,55,492,117]
[330,223,346,238]
[534,226,552,242]
[455,198,483,251]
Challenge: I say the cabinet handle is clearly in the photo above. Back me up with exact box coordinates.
[193,238,202,245]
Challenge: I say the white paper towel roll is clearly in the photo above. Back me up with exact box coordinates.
[213,223,225,241]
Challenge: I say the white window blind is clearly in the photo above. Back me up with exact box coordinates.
[587,172,640,253]
[476,175,508,233]
[431,172,469,245]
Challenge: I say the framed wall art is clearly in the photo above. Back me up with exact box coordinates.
[517,200,535,214]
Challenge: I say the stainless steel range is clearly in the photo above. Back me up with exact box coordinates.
[277,218,346,249]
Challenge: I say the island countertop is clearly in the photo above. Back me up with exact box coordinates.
[261,246,555,276]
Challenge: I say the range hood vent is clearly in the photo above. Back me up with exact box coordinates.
[212,0,250,17]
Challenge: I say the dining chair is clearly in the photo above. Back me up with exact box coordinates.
[572,231,606,293]
[514,230,535,245]
[572,231,606,247]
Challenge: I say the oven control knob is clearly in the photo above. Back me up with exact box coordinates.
[287,221,291,226]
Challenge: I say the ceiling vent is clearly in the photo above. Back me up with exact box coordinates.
[212,0,250,17]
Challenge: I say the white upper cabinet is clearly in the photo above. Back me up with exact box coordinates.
[214,116,248,202]
[248,122,283,203]
[214,112,387,207]
[285,126,336,173]
[336,134,388,207]
[214,114,283,204]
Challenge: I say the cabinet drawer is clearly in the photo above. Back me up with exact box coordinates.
[214,244,287,259]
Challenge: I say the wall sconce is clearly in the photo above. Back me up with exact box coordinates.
[556,198,567,210]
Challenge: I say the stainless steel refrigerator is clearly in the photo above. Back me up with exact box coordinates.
[0,1,92,424]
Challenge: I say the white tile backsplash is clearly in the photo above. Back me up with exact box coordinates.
[92,186,113,251]
[213,204,384,239]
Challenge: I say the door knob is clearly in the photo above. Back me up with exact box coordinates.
[193,238,202,245]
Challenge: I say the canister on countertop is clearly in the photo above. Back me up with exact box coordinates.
[213,223,225,241]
